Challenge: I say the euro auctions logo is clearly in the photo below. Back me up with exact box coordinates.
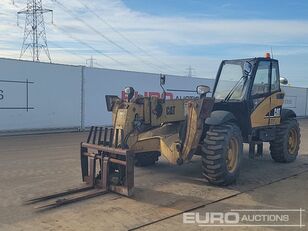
[184,212,240,225]
[183,208,305,228]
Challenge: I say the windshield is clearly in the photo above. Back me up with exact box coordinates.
[214,62,247,100]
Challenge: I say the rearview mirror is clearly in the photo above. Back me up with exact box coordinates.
[124,87,135,102]
[196,85,211,96]
[280,77,288,85]
[160,74,166,86]
[105,95,120,111]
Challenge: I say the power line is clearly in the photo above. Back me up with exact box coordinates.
[50,0,164,73]
[52,23,128,67]
[76,0,177,73]
[48,40,86,63]
[94,61,104,68]
[49,40,106,68]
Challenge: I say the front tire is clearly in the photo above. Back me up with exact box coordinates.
[270,119,301,163]
[201,123,243,185]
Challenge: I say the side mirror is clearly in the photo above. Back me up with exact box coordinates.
[160,74,167,102]
[244,61,252,75]
[124,87,135,102]
[160,74,166,86]
[105,95,120,112]
[196,85,211,96]
[280,77,288,85]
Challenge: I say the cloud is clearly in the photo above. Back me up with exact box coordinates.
[0,0,308,84]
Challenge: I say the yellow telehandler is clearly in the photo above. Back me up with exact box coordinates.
[29,55,300,209]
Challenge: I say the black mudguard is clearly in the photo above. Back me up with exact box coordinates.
[281,109,296,121]
[205,110,236,126]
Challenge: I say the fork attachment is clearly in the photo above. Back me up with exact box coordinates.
[80,126,134,196]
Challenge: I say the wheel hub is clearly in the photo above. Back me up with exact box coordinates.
[226,137,238,173]
[288,128,298,155]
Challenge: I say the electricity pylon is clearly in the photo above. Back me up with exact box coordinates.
[18,0,53,62]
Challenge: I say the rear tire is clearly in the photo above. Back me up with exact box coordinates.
[201,123,243,185]
[270,119,300,163]
[135,152,160,167]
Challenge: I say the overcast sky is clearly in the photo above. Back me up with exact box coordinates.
[1,0,308,86]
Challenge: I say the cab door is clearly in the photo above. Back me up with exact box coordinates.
[268,61,284,126]
[250,60,284,128]
[250,60,271,128]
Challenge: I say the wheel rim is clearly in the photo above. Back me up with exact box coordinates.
[226,137,239,173]
[288,128,298,154]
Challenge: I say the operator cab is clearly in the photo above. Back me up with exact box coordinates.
[211,54,284,142]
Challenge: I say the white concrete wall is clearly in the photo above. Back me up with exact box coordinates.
[0,58,82,131]
[0,58,307,133]
[282,86,307,117]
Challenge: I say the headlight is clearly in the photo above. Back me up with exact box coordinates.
[196,85,210,95]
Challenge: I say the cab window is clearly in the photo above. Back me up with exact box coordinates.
[271,62,280,92]
[252,61,270,96]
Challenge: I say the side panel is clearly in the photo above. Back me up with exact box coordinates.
[268,93,284,125]
[250,92,284,128]
[150,99,185,127]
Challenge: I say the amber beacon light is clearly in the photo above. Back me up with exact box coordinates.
[265,52,271,59]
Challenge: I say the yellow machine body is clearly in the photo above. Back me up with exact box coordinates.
[111,96,214,164]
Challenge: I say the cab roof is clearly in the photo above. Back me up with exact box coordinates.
[222,57,279,63]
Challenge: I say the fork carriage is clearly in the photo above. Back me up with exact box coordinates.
[81,126,135,196]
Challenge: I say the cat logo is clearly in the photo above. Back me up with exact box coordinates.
[273,107,281,117]
[265,107,281,118]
